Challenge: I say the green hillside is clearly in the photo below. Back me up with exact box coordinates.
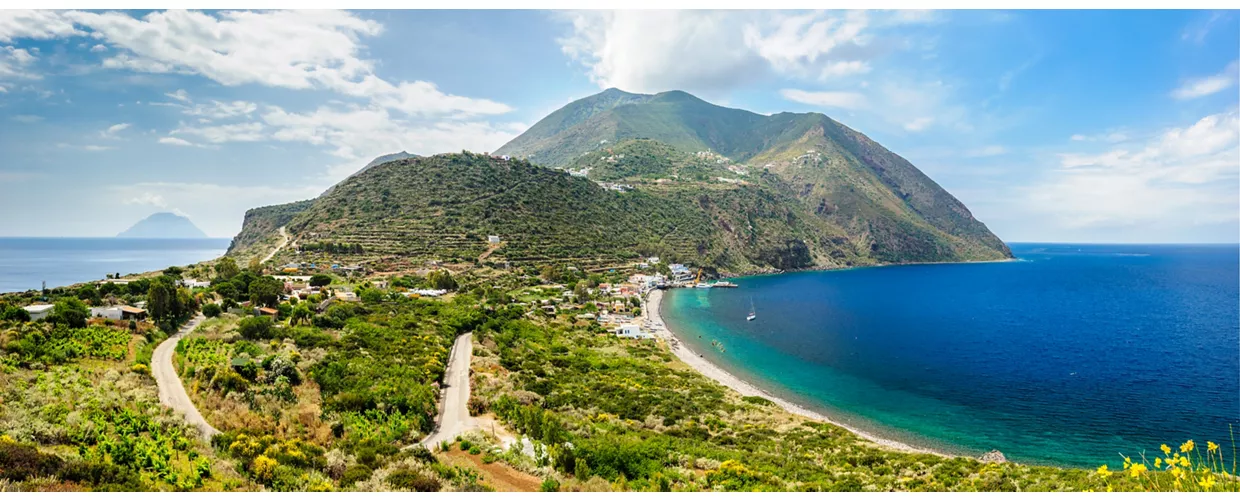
[227,199,313,257]
[496,89,1010,262]
[278,152,861,273]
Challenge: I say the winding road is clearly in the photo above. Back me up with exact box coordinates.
[261,226,290,264]
[416,333,475,450]
[152,313,220,441]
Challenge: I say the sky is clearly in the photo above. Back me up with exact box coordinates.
[0,9,1236,243]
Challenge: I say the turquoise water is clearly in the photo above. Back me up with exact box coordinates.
[0,237,231,293]
[661,243,1240,468]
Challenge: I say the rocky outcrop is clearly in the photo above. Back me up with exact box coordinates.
[979,450,1008,463]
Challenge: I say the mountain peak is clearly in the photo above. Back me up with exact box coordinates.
[117,212,208,239]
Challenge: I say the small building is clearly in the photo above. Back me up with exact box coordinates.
[616,324,652,339]
[335,291,359,302]
[23,304,54,321]
[89,305,147,321]
[488,235,501,244]
[256,307,278,317]
[371,280,389,289]
[177,279,212,289]
[117,306,147,320]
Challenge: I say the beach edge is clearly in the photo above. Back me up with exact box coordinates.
[642,288,955,459]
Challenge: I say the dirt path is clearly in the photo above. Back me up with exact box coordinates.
[261,226,290,264]
[441,448,541,492]
[152,313,220,441]
[418,333,474,450]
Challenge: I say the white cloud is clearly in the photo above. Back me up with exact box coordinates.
[11,114,41,123]
[101,122,130,138]
[165,89,190,102]
[0,85,6,92]
[124,192,167,208]
[779,88,867,109]
[743,10,871,80]
[819,60,871,79]
[158,137,199,147]
[186,100,258,120]
[557,10,767,94]
[1171,60,1238,100]
[1028,111,1240,229]
[903,117,934,131]
[89,43,106,53]
[1071,131,1129,143]
[60,10,510,118]
[0,45,38,79]
[59,143,117,152]
[0,10,83,42]
[171,122,265,144]
[260,104,525,181]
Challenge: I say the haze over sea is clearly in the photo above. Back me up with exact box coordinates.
[0,238,231,293]
[662,243,1240,468]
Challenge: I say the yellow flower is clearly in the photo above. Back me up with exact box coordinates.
[1207,441,1219,452]
[1096,464,1113,478]
[1154,457,1162,468]
[1180,440,1195,453]
[1161,444,1172,455]
[1129,463,1148,477]
[1198,475,1216,490]
[1106,485,1113,492]
[1178,456,1190,467]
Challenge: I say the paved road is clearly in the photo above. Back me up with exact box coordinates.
[417,333,474,450]
[152,313,220,441]
[261,226,290,264]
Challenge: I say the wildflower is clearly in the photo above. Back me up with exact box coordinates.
[1123,456,1132,469]
[1161,444,1172,455]
[1180,440,1195,453]
[1198,475,1216,490]
[1178,456,1190,467]
[1096,464,1113,478]
[1207,441,1219,452]
[1154,457,1162,468]
[1129,463,1148,478]
[1106,485,1113,492]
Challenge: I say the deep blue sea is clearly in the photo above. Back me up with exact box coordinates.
[662,243,1240,468]
[0,238,231,293]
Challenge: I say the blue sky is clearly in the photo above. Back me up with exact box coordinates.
[0,9,1236,243]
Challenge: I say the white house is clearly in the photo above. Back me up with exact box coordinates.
[23,304,54,321]
[616,324,652,339]
[488,235,501,244]
[91,307,122,320]
[646,256,661,264]
[177,279,212,288]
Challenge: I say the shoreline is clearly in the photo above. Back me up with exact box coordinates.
[642,288,954,458]
[718,256,1020,280]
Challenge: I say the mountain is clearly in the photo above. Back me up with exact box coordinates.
[496,89,1010,263]
[230,89,1009,272]
[117,212,208,239]
[364,151,419,169]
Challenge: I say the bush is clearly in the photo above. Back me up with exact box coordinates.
[540,476,561,492]
[340,464,373,487]
[202,303,223,318]
[309,274,333,287]
[386,468,441,492]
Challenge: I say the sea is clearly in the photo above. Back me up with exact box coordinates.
[0,238,232,293]
[661,243,1240,468]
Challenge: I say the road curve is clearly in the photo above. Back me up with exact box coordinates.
[260,226,290,264]
[152,313,220,441]
[417,333,474,450]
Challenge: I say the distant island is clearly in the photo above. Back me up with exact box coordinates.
[116,212,208,239]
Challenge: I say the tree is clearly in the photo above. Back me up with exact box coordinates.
[360,287,385,304]
[202,303,223,318]
[248,256,263,273]
[309,274,333,287]
[238,316,274,340]
[213,281,238,301]
[214,257,241,281]
[290,303,312,325]
[50,297,89,328]
[426,270,458,291]
[249,276,282,308]
[222,297,239,311]
[147,280,175,322]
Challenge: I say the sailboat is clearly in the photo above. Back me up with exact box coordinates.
[746,297,756,321]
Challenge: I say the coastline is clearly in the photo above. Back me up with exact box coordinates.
[718,256,1019,280]
[642,288,953,458]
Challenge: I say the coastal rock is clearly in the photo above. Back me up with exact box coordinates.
[979,450,1008,463]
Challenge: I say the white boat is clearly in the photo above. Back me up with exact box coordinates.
[695,282,713,288]
[746,297,756,321]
